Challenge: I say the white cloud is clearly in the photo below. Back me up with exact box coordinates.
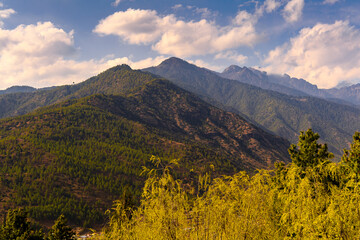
[0,3,3,8]
[104,55,167,69]
[94,8,261,58]
[215,51,248,64]
[0,8,15,27]
[264,0,281,13]
[0,21,79,88]
[323,0,339,5]
[188,59,224,72]
[263,21,360,88]
[112,0,122,7]
[282,0,304,23]
[172,4,183,10]
[94,9,168,45]
[0,20,166,89]
[194,7,218,19]
[0,8,14,19]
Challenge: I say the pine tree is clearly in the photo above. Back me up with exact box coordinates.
[47,215,75,240]
[0,208,44,240]
[341,132,360,181]
[288,128,333,168]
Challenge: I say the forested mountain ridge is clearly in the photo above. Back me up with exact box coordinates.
[0,65,157,119]
[0,73,290,228]
[0,86,37,95]
[144,57,360,157]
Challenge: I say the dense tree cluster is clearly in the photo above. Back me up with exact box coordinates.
[0,92,237,228]
[0,209,74,240]
[103,129,360,239]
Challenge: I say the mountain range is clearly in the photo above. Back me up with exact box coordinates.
[0,64,290,228]
[1,56,360,228]
[144,57,360,156]
[219,64,360,106]
[1,57,359,157]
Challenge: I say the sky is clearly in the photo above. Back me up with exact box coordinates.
[0,0,360,89]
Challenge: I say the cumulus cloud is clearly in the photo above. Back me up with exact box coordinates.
[0,22,77,87]
[94,9,168,45]
[215,51,248,64]
[323,0,339,4]
[282,0,304,23]
[94,8,261,58]
[263,21,360,88]
[0,20,166,89]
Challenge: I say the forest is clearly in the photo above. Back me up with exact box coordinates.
[0,77,290,229]
[2,129,360,239]
[102,129,360,239]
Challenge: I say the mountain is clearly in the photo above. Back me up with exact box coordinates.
[0,67,290,228]
[0,65,157,119]
[268,74,322,96]
[0,86,37,95]
[326,83,360,106]
[220,64,360,106]
[144,57,360,157]
[220,65,311,97]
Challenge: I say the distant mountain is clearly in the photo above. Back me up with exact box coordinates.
[220,66,311,97]
[144,57,360,157]
[0,66,290,228]
[0,86,36,95]
[326,83,360,106]
[220,64,360,106]
[268,74,322,96]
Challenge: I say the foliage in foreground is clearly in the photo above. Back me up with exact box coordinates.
[0,209,75,240]
[103,129,360,239]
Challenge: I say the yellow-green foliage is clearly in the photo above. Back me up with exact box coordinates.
[103,131,360,239]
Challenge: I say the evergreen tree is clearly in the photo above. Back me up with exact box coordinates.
[288,128,333,168]
[341,132,360,181]
[48,215,75,240]
[0,208,44,240]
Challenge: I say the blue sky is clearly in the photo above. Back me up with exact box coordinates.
[0,0,359,89]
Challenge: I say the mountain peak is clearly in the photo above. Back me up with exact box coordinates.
[222,65,243,74]
[161,56,186,64]
[158,57,191,68]
[0,85,37,95]
[109,64,132,71]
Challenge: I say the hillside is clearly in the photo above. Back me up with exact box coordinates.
[0,65,157,119]
[0,75,290,228]
[0,86,37,95]
[144,57,360,157]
